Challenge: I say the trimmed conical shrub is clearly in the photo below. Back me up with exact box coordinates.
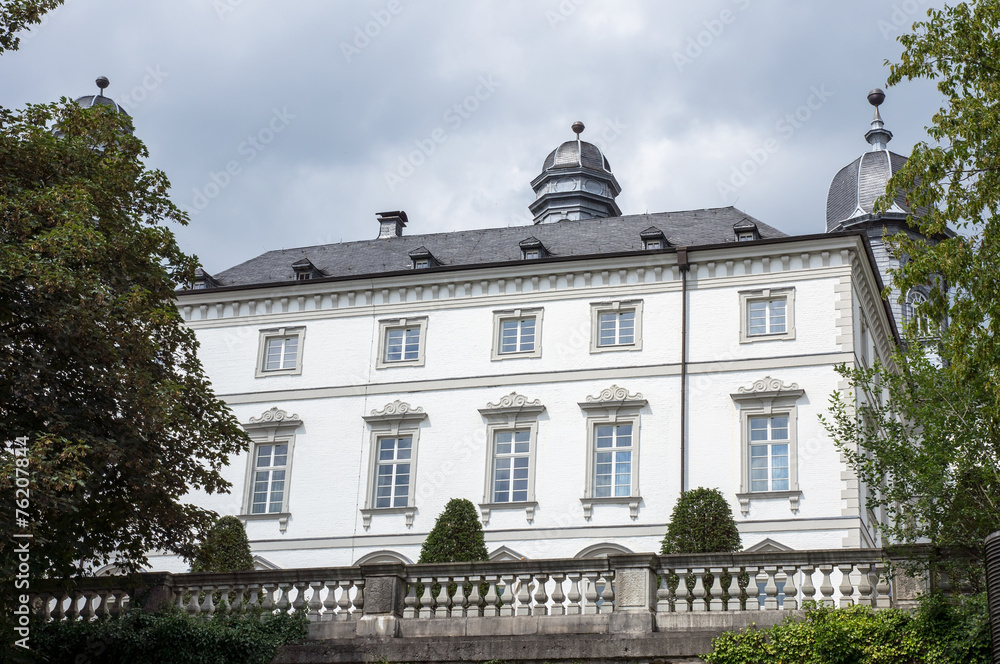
[191,515,255,572]
[418,498,488,563]
[661,487,741,554]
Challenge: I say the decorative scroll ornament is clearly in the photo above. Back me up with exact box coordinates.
[737,376,800,394]
[249,407,300,424]
[485,392,542,410]
[369,400,424,417]
[585,385,644,403]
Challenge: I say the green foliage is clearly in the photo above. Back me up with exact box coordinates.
[0,0,64,54]
[823,0,1000,582]
[27,609,308,664]
[191,516,255,573]
[661,487,741,554]
[704,594,992,664]
[418,498,488,564]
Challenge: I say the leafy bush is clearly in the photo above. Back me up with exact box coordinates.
[661,487,742,554]
[29,608,308,664]
[190,515,255,573]
[704,593,992,664]
[418,498,488,564]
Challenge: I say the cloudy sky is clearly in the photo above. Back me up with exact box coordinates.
[3,0,945,274]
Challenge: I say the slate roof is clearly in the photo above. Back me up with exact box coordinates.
[543,140,611,172]
[826,150,911,231]
[208,207,785,288]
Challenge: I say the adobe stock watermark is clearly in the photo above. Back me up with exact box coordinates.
[546,0,587,30]
[673,0,752,72]
[189,107,295,214]
[213,0,246,21]
[717,84,833,202]
[877,0,929,40]
[11,436,32,650]
[383,75,501,191]
[115,66,169,113]
[341,0,407,63]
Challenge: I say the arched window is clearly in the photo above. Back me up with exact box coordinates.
[903,288,931,337]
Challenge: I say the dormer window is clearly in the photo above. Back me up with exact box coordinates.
[519,237,548,260]
[639,226,668,251]
[192,267,219,290]
[408,246,438,269]
[292,258,322,281]
[734,219,760,242]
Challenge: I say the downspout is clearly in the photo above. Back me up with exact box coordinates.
[676,247,690,494]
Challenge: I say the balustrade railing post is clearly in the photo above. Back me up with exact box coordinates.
[356,563,407,637]
[131,572,175,614]
[606,555,657,632]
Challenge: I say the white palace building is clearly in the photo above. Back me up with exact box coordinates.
[148,91,930,572]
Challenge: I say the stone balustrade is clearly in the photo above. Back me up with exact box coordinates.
[27,548,906,639]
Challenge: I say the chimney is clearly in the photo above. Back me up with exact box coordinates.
[377,210,408,239]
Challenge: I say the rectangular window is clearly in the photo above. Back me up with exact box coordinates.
[375,436,412,508]
[747,298,786,336]
[251,443,288,514]
[377,317,428,368]
[492,309,543,360]
[590,300,643,353]
[594,423,633,497]
[256,327,306,377]
[749,415,790,492]
[739,289,795,343]
[492,430,531,503]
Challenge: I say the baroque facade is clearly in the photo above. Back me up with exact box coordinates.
[150,93,923,572]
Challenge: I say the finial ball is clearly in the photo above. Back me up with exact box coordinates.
[867,88,885,107]
[571,121,585,135]
[96,76,110,91]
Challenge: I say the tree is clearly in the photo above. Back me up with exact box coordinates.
[660,487,741,555]
[0,0,64,54]
[0,61,250,581]
[191,516,255,573]
[418,499,488,564]
[823,0,1000,580]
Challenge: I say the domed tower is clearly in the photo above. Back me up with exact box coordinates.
[529,121,622,224]
[826,89,932,331]
[72,76,132,130]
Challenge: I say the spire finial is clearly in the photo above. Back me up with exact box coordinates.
[864,88,892,151]
[571,121,585,136]
[96,76,110,95]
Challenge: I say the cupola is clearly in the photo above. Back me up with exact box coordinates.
[529,121,622,224]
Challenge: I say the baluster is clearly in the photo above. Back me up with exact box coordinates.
[856,564,873,607]
[337,580,354,621]
[483,576,499,617]
[874,564,891,608]
[230,584,245,613]
[174,588,186,613]
[582,571,600,615]
[51,592,67,622]
[94,591,110,619]
[744,567,760,611]
[800,565,816,605]
[516,573,533,616]
[675,569,690,613]
[403,580,418,619]
[457,576,472,618]
[725,568,741,612]
[307,582,323,621]
[79,591,95,621]
[246,584,261,611]
[292,581,308,614]
[937,569,953,596]
[352,580,364,618]
[468,576,483,618]
[818,565,835,607]
[259,583,275,615]
[499,574,515,617]
[549,573,566,616]
[709,568,724,612]
[435,578,451,618]
[533,573,550,616]
[276,583,292,614]
[763,567,778,610]
[217,585,231,615]
[64,592,81,621]
[201,585,216,617]
[187,587,202,616]
[781,566,798,610]
[418,578,435,618]
[453,577,469,618]
[838,564,855,607]
[39,593,54,621]
[600,572,615,613]
[690,569,707,612]
[566,572,583,615]
[656,570,671,613]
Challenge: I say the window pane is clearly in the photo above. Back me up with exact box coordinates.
[769,299,786,333]
[385,329,403,361]
[403,327,420,359]
[618,311,635,344]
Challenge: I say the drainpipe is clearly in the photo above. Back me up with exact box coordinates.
[677,247,691,495]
